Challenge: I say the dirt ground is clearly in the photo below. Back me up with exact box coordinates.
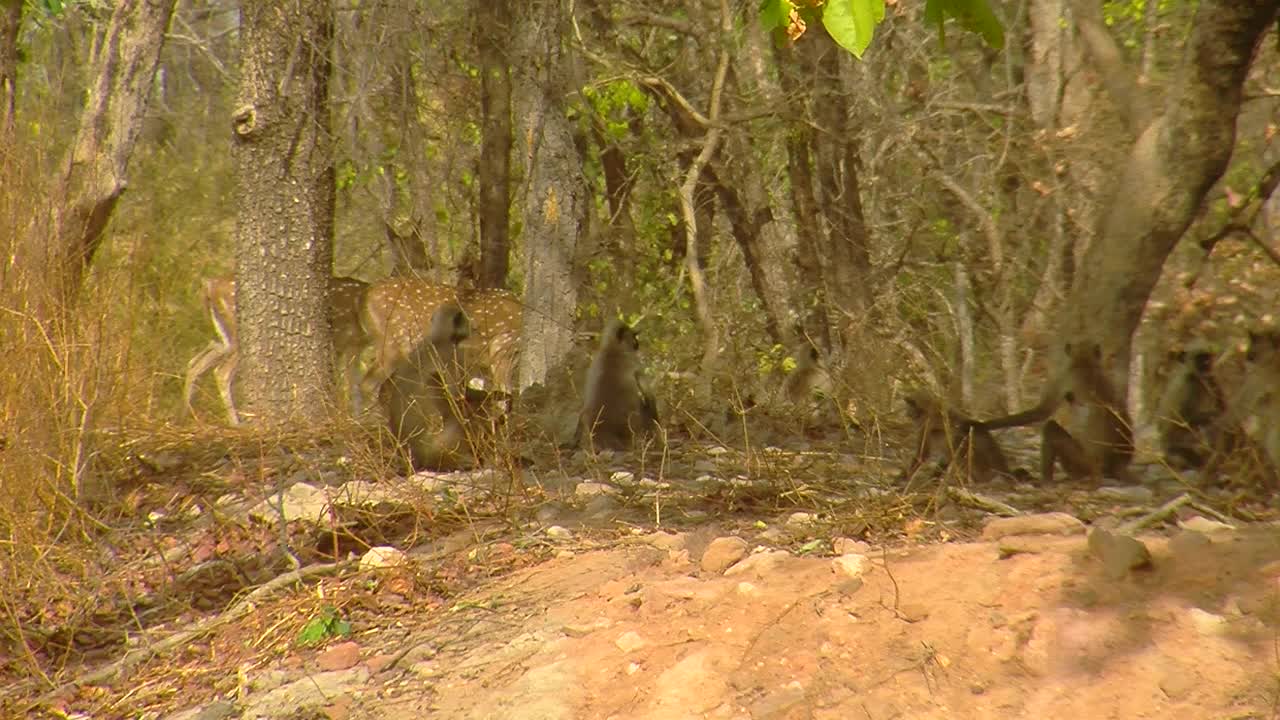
[11,430,1280,720]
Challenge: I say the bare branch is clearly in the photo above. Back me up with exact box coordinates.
[1068,0,1152,134]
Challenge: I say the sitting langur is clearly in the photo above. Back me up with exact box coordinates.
[1154,346,1227,469]
[1227,330,1280,477]
[577,319,659,450]
[380,304,473,471]
[975,342,1135,485]
[901,390,1012,484]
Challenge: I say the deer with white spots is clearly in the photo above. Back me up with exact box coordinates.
[357,277,523,406]
[183,275,370,425]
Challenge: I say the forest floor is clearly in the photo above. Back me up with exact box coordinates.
[7,424,1280,720]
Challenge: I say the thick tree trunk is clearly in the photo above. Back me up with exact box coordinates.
[477,0,512,289]
[1066,0,1279,377]
[30,0,177,314]
[232,0,337,425]
[512,0,585,390]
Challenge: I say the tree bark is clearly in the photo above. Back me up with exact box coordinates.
[30,0,178,315]
[512,0,586,390]
[1066,0,1279,379]
[477,0,512,289]
[232,0,337,425]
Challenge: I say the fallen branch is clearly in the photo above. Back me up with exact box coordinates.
[46,560,354,696]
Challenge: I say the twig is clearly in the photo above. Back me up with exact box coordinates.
[1116,492,1191,534]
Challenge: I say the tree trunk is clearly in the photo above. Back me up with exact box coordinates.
[1065,0,1278,380]
[29,0,178,315]
[0,0,20,135]
[477,0,512,289]
[232,0,337,425]
[512,0,586,390]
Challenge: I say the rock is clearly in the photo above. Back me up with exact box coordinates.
[562,619,611,638]
[1178,516,1235,534]
[701,536,750,574]
[1087,528,1152,578]
[786,512,818,527]
[575,481,615,497]
[898,603,930,623]
[244,668,369,718]
[615,630,648,652]
[982,512,1085,540]
[359,546,406,571]
[1188,608,1229,636]
[192,702,237,720]
[643,531,685,551]
[610,471,635,483]
[724,550,791,579]
[317,641,361,672]
[707,446,729,456]
[736,582,760,596]
[364,654,396,674]
[1095,485,1154,504]
[545,525,573,540]
[832,537,871,555]
[831,554,868,580]
[247,482,328,525]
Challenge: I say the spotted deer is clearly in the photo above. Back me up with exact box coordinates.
[358,277,523,405]
[183,275,371,425]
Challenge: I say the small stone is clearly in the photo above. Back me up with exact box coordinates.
[832,537,871,555]
[408,661,439,679]
[736,582,760,596]
[724,549,792,578]
[898,604,930,623]
[615,630,648,653]
[707,446,730,456]
[364,654,396,674]
[831,554,869,580]
[1095,485,1155,504]
[575,481,615,497]
[359,546,406,571]
[194,702,237,720]
[1088,528,1152,578]
[644,531,685,551]
[317,641,361,672]
[701,536,750,574]
[545,525,573,540]
[982,512,1085,540]
[563,618,612,637]
[1178,516,1235,534]
[610,471,635,483]
[1188,608,1229,636]
[786,512,818,527]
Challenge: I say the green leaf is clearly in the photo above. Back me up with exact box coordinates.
[759,0,793,33]
[823,0,886,59]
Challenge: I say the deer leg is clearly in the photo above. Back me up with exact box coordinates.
[213,349,240,425]
[184,340,232,421]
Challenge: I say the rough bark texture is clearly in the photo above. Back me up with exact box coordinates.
[0,0,20,135]
[1067,0,1279,376]
[477,0,512,289]
[36,0,177,312]
[232,0,337,425]
[512,0,585,390]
